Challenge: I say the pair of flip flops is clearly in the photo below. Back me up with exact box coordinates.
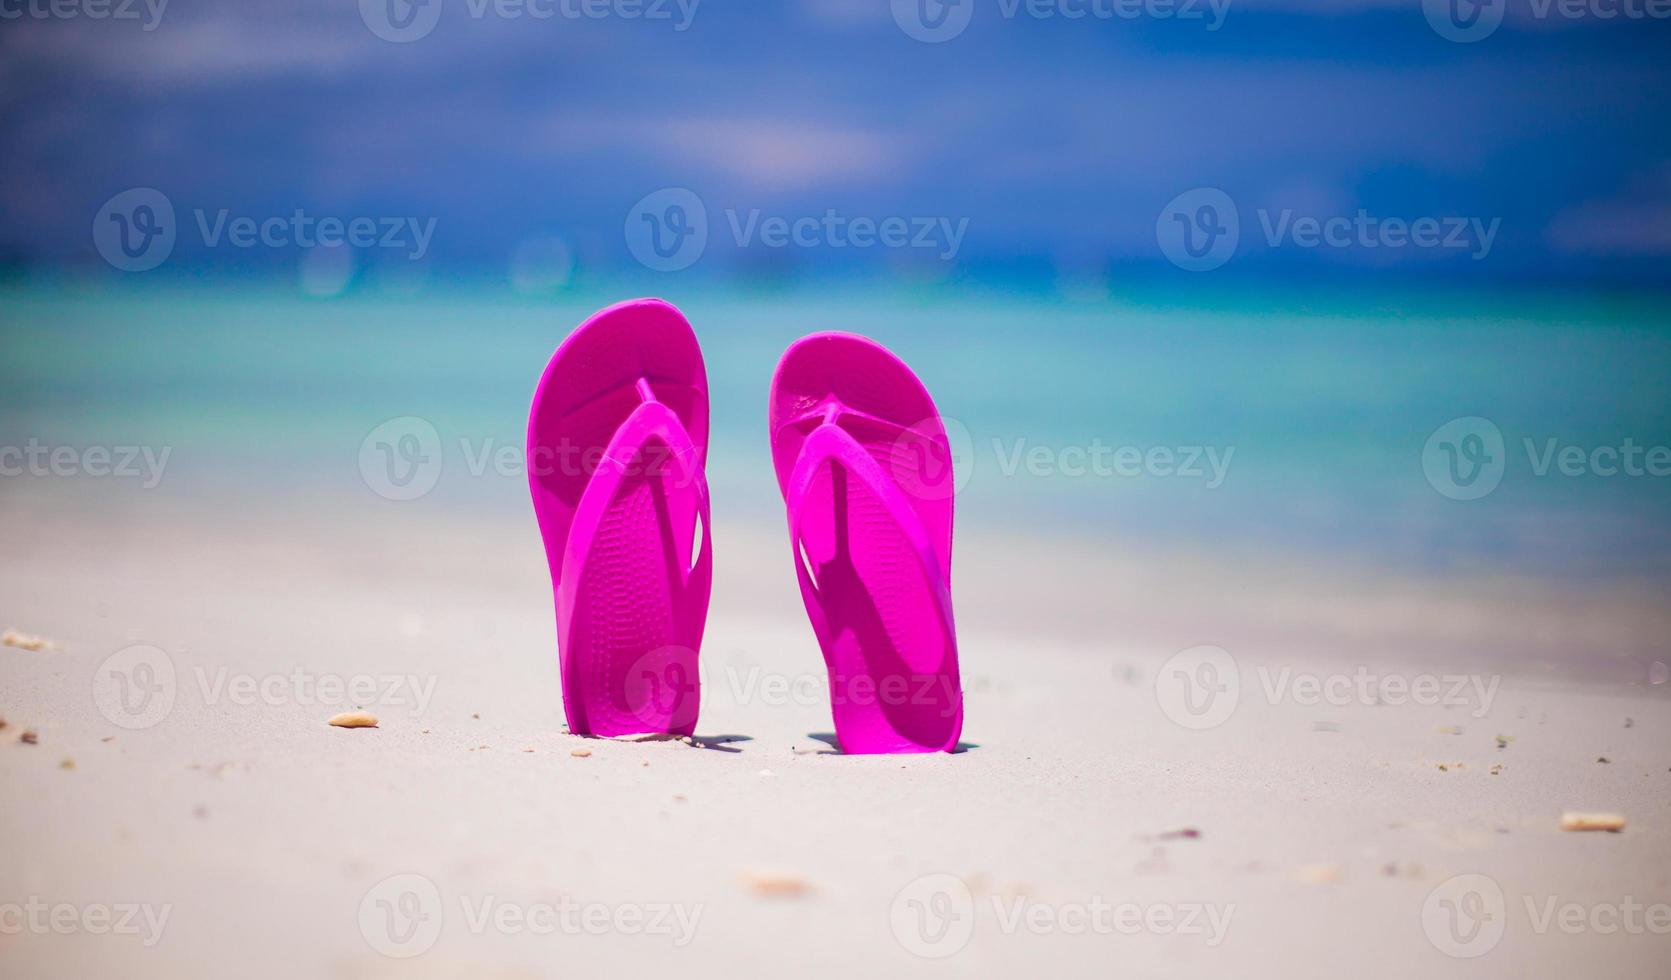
[526,299,963,754]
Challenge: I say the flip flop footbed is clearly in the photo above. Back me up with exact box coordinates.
[529,299,711,736]
[770,332,962,754]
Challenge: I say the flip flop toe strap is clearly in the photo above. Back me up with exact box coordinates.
[783,422,955,645]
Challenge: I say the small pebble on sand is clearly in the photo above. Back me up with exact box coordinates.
[2,629,50,651]
[742,870,811,897]
[1560,812,1626,833]
[570,748,592,758]
[20,729,39,745]
[1295,863,1343,885]
[327,711,379,728]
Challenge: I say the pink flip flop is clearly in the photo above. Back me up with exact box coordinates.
[527,299,711,737]
[769,332,963,754]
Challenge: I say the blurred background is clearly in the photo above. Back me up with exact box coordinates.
[2,0,1669,657]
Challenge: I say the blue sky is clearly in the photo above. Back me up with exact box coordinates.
[2,0,1668,287]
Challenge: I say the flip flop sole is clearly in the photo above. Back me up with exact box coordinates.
[769,332,962,754]
[529,299,711,736]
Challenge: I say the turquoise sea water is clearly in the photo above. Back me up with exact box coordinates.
[2,278,1668,584]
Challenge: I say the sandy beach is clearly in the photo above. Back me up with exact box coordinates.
[2,481,1666,979]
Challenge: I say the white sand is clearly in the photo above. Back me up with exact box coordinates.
[1,487,1667,978]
